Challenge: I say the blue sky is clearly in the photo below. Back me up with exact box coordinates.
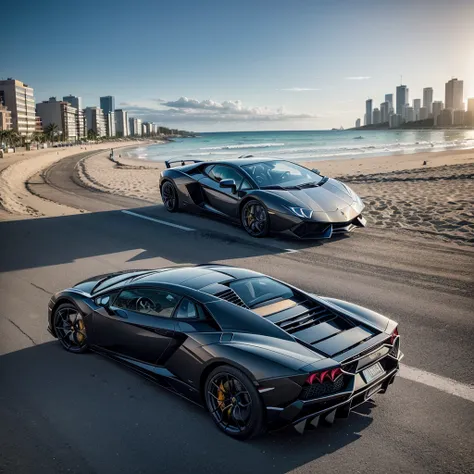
[3,0,474,131]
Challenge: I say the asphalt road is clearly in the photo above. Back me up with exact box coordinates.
[1,152,473,473]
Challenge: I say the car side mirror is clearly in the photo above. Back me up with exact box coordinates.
[219,179,236,192]
[95,295,110,307]
[312,169,321,175]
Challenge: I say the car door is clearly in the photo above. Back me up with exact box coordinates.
[90,286,180,365]
[199,164,252,218]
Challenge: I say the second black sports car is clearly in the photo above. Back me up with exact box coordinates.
[48,265,402,439]
[159,157,366,239]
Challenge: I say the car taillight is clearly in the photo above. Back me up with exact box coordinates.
[390,327,399,345]
[306,367,342,384]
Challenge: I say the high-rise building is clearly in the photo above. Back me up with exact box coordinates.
[405,107,415,122]
[355,118,361,128]
[136,118,142,136]
[365,99,373,126]
[84,107,106,137]
[432,101,444,125]
[100,96,115,116]
[372,108,381,125]
[437,108,453,127]
[105,112,115,137]
[389,114,402,128]
[419,107,428,120]
[129,117,140,136]
[468,98,474,112]
[396,85,408,116]
[63,95,85,139]
[0,104,12,131]
[423,87,433,115]
[380,101,390,123]
[0,78,36,136]
[413,99,421,120]
[114,109,129,137]
[36,97,78,141]
[453,110,465,126]
[445,78,463,110]
[385,94,393,110]
[63,95,82,110]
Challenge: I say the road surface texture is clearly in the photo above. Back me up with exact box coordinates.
[1,152,473,473]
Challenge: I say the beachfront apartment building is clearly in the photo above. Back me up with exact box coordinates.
[437,108,453,127]
[405,106,415,123]
[389,114,402,128]
[365,99,373,125]
[136,118,142,136]
[355,118,361,128]
[445,79,463,111]
[423,87,433,115]
[115,109,129,137]
[84,107,106,137]
[380,101,389,123]
[413,99,421,120]
[432,101,444,126]
[100,96,115,116]
[453,110,466,126]
[372,108,381,125]
[384,94,393,111]
[129,117,139,136]
[396,85,408,117]
[105,112,116,137]
[63,95,85,139]
[0,104,12,131]
[36,98,79,141]
[0,79,36,136]
[419,107,428,120]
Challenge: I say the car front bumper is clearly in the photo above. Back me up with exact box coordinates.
[290,214,367,239]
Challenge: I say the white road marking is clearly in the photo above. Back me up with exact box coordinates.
[399,364,474,403]
[284,248,299,254]
[121,210,196,232]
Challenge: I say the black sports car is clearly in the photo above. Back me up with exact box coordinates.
[48,265,402,439]
[159,157,366,239]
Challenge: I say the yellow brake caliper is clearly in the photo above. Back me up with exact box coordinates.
[217,382,233,416]
[76,319,85,343]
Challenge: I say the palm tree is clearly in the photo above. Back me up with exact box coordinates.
[44,123,59,144]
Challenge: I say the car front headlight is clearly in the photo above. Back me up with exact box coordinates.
[288,206,313,219]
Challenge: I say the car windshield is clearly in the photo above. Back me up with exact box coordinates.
[229,277,294,308]
[242,160,322,189]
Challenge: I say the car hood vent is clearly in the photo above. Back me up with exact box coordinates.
[214,288,249,308]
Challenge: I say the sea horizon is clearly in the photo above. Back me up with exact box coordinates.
[124,129,474,164]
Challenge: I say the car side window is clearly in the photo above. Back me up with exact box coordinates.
[208,165,244,188]
[240,179,253,191]
[114,288,179,318]
[175,298,204,320]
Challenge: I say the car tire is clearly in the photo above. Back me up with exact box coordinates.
[161,181,179,212]
[241,200,270,238]
[204,365,265,440]
[53,303,89,354]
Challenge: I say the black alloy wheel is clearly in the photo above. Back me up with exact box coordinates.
[205,365,264,439]
[161,181,179,212]
[53,303,88,353]
[241,200,270,238]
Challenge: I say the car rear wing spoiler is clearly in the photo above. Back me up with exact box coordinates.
[164,159,204,169]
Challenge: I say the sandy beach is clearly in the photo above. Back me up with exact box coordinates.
[1,143,473,245]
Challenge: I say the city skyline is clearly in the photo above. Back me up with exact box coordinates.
[2,0,474,131]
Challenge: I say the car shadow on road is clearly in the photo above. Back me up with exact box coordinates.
[0,206,349,274]
[0,342,373,474]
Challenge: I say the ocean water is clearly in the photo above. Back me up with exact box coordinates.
[124,129,474,164]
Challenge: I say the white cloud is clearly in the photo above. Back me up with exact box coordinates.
[279,87,321,92]
[345,76,372,80]
[147,96,317,121]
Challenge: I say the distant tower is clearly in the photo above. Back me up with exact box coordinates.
[355,118,361,128]
[432,101,444,125]
[445,78,464,110]
[396,85,408,116]
[385,94,393,110]
[365,99,373,126]
[413,99,421,120]
[423,87,433,115]
[372,108,381,125]
[100,96,115,116]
